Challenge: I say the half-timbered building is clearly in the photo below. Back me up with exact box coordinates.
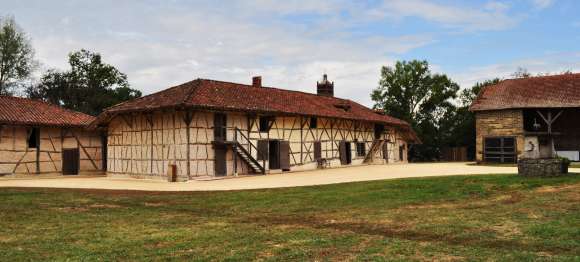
[0,96,104,177]
[470,73,580,163]
[93,75,419,180]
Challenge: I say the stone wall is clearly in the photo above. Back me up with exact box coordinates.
[518,158,567,177]
[475,109,524,162]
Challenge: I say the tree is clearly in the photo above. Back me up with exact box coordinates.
[371,60,459,161]
[0,16,35,95]
[28,49,141,116]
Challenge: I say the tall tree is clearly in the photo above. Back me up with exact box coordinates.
[371,60,459,161]
[0,16,35,95]
[28,49,141,116]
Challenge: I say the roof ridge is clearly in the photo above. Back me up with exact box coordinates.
[197,78,348,102]
[503,72,580,82]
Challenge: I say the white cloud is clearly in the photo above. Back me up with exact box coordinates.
[451,52,580,89]
[531,0,555,9]
[376,0,520,31]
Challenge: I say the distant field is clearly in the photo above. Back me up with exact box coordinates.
[1,174,579,261]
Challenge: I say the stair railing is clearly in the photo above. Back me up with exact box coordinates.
[234,127,266,174]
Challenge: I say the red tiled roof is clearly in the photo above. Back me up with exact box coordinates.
[470,73,580,111]
[95,79,419,142]
[0,96,95,127]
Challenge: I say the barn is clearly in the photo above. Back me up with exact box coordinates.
[470,73,580,163]
[92,75,420,181]
[0,96,105,177]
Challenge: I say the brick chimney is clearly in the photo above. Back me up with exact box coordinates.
[252,76,262,87]
[317,74,334,97]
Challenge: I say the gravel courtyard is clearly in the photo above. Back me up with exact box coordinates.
[0,162,556,191]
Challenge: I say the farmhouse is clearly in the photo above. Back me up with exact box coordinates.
[92,75,419,180]
[0,96,104,177]
[470,73,580,163]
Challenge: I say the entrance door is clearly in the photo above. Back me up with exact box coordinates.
[62,148,79,175]
[339,141,352,165]
[214,113,227,141]
[214,144,227,176]
[269,140,280,169]
[279,141,290,171]
[382,142,389,160]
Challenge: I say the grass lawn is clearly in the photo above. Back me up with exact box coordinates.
[1,174,579,261]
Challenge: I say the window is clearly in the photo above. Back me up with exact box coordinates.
[28,128,39,148]
[484,137,516,163]
[259,116,274,132]
[356,142,366,157]
[309,117,317,129]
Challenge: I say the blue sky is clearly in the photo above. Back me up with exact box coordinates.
[2,0,579,106]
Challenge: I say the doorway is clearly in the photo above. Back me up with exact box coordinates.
[339,140,352,165]
[214,113,227,141]
[269,140,280,169]
[214,144,227,176]
[62,148,80,175]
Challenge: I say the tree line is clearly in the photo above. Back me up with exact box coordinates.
[0,16,141,116]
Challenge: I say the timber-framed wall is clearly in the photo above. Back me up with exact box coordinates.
[0,125,103,177]
[106,110,409,180]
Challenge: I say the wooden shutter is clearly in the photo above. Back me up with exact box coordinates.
[382,142,389,160]
[257,140,269,160]
[339,140,347,165]
[279,141,290,171]
[314,141,322,160]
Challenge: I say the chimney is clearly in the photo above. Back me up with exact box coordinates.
[252,76,262,87]
[317,74,334,97]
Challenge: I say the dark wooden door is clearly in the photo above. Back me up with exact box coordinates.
[279,141,290,171]
[382,142,389,160]
[313,141,322,160]
[269,140,280,169]
[214,113,227,141]
[345,142,352,164]
[339,141,352,165]
[214,144,227,176]
[62,148,79,175]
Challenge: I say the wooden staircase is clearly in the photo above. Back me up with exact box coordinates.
[232,128,265,174]
[363,139,384,163]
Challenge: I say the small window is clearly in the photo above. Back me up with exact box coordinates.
[259,116,274,132]
[28,128,39,148]
[309,117,317,129]
[356,142,366,157]
[314,141,322,160]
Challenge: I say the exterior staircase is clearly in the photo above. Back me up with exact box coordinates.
[363,139,384,163]
[232,128,265,174]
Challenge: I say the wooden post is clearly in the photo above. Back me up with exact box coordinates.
[183,110,193,178]
[35,127,40,174]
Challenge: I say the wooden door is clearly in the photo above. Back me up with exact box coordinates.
[339,141,347,165]
[214,113,227,141]
[214,144,227,176]
[62,148,79,175]
[313,141,322,160]
[279,141,290,171]
[269,140,280,169]
[382,142,389,160]
[345,142,352,164]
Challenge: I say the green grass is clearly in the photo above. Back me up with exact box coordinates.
[1,174,579,261]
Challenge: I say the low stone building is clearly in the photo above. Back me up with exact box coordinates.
[92,75,420,180]
[0,96,104,177]
[470,73,580,163]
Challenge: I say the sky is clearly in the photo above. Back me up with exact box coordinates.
[2,0,580,106]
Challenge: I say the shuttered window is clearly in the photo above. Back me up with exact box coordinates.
[259,117,274,132]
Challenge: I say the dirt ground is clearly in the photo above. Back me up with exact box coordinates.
[2,162,561,191]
